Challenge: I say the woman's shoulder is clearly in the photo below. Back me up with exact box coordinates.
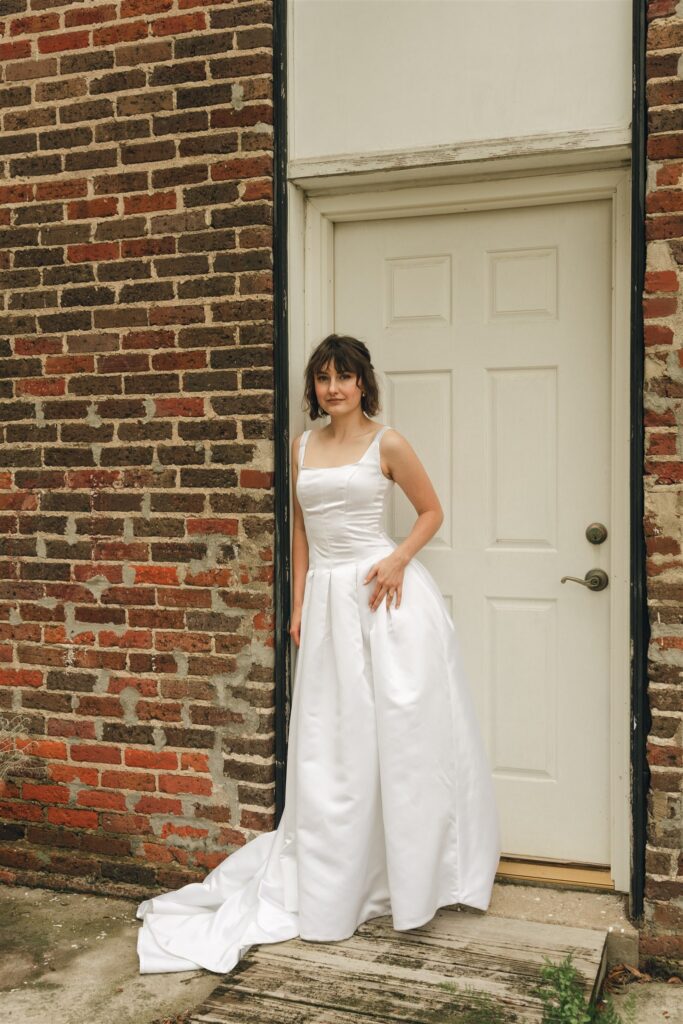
[377,424,406,449]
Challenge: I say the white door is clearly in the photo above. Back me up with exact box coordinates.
[334,199,615,865]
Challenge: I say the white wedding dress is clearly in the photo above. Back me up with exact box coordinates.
[136,422,501,974]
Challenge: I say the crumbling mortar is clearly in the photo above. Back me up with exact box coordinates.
[84,576,110,602]
[152,726,167,751]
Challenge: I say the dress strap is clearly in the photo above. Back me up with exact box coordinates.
[370,424,391,466]
[371,424,391,452]
[298,429,311,469]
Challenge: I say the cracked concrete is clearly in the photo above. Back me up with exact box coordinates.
[1,883,217,1024]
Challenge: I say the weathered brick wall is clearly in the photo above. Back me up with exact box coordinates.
[0,0,275,895]
[643,0,683,958]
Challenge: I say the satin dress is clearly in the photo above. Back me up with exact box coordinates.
[135,422,501,974]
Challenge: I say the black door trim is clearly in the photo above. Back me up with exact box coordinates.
[273,0,290,825]
[629,0,649,922]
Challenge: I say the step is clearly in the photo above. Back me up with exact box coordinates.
[487,878,640,970]
[188,904,608,1023]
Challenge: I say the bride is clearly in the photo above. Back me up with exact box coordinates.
[136,333,501,975]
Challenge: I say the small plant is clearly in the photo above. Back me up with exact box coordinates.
[0,713,39,782]
[530,951,636,1024]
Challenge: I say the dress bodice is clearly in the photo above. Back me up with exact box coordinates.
[296,423,395,567]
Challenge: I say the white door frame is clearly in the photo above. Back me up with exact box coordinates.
[287,155,632,894]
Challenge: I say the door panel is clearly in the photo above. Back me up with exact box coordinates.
[334,200,613,863]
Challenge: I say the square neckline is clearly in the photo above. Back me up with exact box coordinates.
[300,424,389,471]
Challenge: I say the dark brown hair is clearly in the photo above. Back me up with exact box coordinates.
[302,334,381,421]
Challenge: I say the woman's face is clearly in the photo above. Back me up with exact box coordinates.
[314,360,362,415]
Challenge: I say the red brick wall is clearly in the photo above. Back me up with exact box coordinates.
[0,0,276,895]
[643,0,683,958]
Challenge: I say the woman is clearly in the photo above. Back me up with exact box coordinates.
[136,333,501,975]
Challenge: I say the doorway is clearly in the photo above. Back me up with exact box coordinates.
[289,166,632,892]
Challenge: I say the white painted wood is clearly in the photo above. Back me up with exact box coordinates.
[288,126,632,191]
[288,0,631,164]
[291,167,631,892]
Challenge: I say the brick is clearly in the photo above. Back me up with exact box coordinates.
[0,668,43,688]
[95,119,151,144]
[179,132,238,159]
[211,3,271,30]
[38,32,91,55]
[121,139,175,164]
[158,773,211,795]
[10,154,62,177]
[0,105,48,129]
[61,51,114,75]
[0,41,32,62]
[95,216,147,242]
[67,242,120,263]
[65,5,118,27]
[209,54,272,81]
[175,29,234,59]
[643,268,679,292]
[183,182,240,209]
[101,769,155,791]
[67,197,118,220]
[90,69,146,95]
[151,12,206,36]
[59,98,114,123]
[122,0,173,16]
[152,110,207,136]
[93,21,148,47]
[211,155,272,181]
[123,192,176,215]
[149,60,206,87]
[649,133,683,161]
[0,86,32,108]
[113,39,172,68]
[47,808,98,829]
[39,127,92,151]
[0,0,279,895]
[5,58,59,82]
[153,165,208,189]
[648,19,683,50]
[93,171,148,195]
[36,180,87,204]
[177,83,232,110]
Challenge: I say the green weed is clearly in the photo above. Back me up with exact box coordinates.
[530,951,637,1024]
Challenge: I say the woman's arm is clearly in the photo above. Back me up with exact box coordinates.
[382,428,444,565]
[291,433,309,612]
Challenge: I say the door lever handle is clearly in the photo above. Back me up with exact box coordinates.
[560,568,609,591]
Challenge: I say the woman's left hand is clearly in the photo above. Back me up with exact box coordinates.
[364,553,407,611]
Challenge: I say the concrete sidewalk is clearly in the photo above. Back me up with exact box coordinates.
[1,881,681,1024]
[1,884,216,1024]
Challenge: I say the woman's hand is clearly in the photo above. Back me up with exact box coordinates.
[364,552,407,611]
[289,606,303,647]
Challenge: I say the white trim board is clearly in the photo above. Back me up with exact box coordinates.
[288,126,632,194]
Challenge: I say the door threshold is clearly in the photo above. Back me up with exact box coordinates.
[496,856,615,890]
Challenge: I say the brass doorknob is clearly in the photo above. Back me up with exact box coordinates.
[586,522,608,544]
[560,569,609,591]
